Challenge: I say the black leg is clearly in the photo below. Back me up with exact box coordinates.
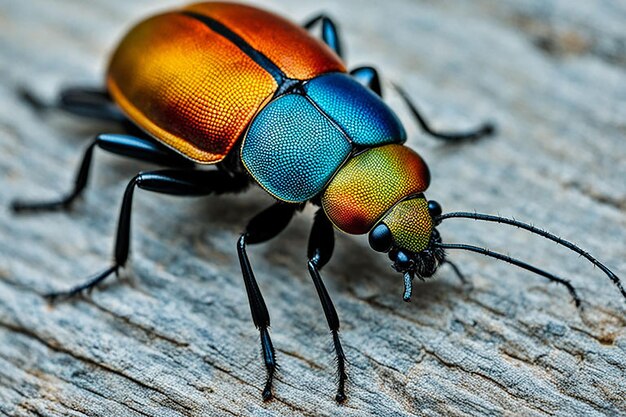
[46,169,249,302]
[237,203,298,401]
[392,82,495,141]
[18,85,126,122]
[11,133,193,213]
[350,66,382,96]
[303,14,343,59]
[306,209,347,403]
[349,66,494,141]
[444,259,469,285]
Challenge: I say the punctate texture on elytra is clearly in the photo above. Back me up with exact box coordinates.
[107,2,345,163]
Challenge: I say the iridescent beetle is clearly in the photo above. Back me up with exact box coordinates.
[13,2,625,404]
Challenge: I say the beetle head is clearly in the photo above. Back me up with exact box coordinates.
[368,195,445,301]
[368,195,626,307]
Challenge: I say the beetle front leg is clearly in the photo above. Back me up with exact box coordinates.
[236,203,297,401]
[307,209,348,403]
[45,169,248,301]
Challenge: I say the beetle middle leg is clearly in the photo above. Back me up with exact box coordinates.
[45,169,249,301]
[237,202,298,401]
[11,133,193,213]
[307,209,348,403]
[350,65,495,141]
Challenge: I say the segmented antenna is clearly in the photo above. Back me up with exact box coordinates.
[434,242,581,306]
[435,211,625,301]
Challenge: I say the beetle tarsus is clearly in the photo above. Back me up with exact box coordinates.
[259,327,277,402]
[480,122,496,136]
[45,264,119,303]
[333,331,348,403]
[262,381,273,402]
[11,141,96,214]
[11,197,73,213]
[17,86,50,112]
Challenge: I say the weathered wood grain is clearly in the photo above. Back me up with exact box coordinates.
[1,0,625,416]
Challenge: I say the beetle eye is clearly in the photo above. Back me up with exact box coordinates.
[369,223,393,252]
[428,200,442,218]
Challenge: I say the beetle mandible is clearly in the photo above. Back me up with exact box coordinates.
[12,2,625,404]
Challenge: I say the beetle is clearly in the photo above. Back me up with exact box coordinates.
[12,1,625,404]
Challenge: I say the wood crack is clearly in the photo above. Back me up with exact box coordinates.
[0,320,192,415]
[2,0,626,415]
[87,300,190,348]
[422,348,556,416]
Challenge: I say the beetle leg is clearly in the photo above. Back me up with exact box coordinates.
[444,259,470,286]
[350,66,382,96]
[18,85,126,122]
[306,209,348,403]
[349,66,496,141]
[236,203,298,401]
[392,82,496,141]
[57,87,125,122]
[11,133,193,213]
[45,169,248,302]
[303,14,343,59]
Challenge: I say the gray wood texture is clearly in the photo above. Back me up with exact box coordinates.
[1,0,625,416]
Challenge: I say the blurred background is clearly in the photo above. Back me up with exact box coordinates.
[0,1,625,416]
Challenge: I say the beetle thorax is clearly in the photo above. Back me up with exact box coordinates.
[321,144,431,236]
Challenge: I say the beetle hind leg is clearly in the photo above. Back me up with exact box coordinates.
[350,66,382,96]
[303,14,343,59]
[350,65,495,141]
[44,169,249,301]
[11,133,193,213]
[392,81,495,141]
[18,85,126,122]
[45,265,119,303]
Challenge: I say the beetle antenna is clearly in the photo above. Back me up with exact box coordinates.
[433,242,581,307]
[435,212,626,301]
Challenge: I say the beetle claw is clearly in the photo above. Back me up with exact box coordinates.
[335,392,347,403]
[262,387,273,401]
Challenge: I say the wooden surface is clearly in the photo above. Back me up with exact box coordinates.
[1,0,625,416]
